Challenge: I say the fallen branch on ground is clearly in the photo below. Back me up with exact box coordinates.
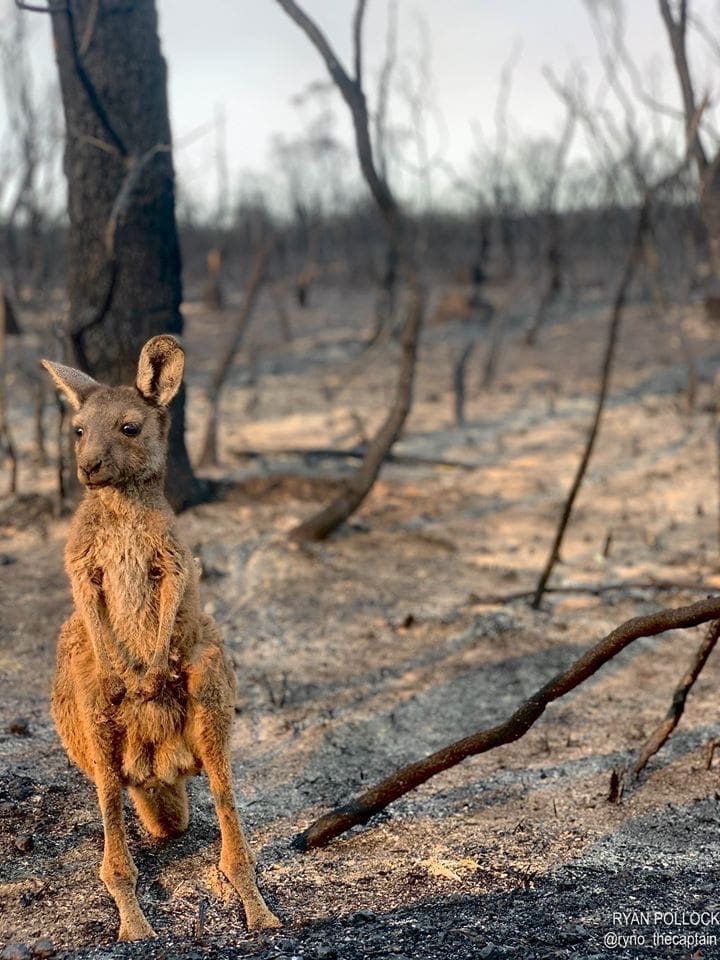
[297,593,720,850]
[632,618,720,775]
[231,446,476,471]
[469,580,720,605]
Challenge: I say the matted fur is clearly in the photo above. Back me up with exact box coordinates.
[42,336,280,941]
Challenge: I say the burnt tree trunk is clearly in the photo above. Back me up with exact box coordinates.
[700,169,720,319]
[50,0,198,509]
[658,0,720,320]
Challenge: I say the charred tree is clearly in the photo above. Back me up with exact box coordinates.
[46,0,198,509]
[276,0,426,542]
[658,0,720,319]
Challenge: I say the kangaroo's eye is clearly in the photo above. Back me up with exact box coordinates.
[74,426,83,438]
[121,423,140,437]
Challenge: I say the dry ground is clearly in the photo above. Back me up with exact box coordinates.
[3,282,720,959]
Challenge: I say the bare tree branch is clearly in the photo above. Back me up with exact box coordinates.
[352,0,368,91]
[104,145,170,257]
[374,0,398,183]
[632,618,720,775]
[658,0,708,175]
[275,0,399,229]
[530,101,696,608]
[289,281,423,541]
[78,0,99,55]
[14,0,67,11]
[276,0,424,540]
[452,339,476,427]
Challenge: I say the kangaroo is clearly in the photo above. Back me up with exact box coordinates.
[41,335,281,941]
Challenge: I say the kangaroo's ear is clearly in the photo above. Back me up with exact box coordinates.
[40,359,100,411]
[136,335,185,407]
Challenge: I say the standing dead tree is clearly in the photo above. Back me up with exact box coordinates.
[198,240,272,468]
[524,101,577,346]
[529,59,699,608]
[276,0,426,542]
[0,288,18,493]
[445,46,521,423]
[657,0,720,319]
[18,0,199,510]
[297,592,720,850]
[643,222,698,412]
[292,286,422,541]
[367,0,399,345]
[0,10,48,301]
[531,200,649,608]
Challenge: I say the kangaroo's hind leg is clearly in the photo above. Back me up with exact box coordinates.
[187,624,281,930]
[52,616,155,941]
[95,762,156,941]
[197,740,280,930]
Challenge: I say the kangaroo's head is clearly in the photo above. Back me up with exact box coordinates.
[41,335,184,491]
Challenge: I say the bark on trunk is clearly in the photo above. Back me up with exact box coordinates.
[51,0,198,509]
[700,171,720,320]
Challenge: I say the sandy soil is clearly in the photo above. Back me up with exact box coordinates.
[3,283,720,959]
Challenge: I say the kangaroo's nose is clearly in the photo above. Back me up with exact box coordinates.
[81,459,103,478]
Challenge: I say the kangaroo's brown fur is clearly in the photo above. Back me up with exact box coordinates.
[41,336,280,941]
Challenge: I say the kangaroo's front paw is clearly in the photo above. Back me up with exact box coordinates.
[101,674,126,706]
[137,666,167,702]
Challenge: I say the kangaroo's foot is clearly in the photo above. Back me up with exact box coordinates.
[118,912,156,942]
[96,769,156,942]
[220,862,281,930]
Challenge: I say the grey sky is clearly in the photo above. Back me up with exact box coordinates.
[2,1,720,213]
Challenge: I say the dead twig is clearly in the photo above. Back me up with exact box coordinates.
[452,339,476,427]
[198,241,272,467]
[297,592,720,850]
[632,618,720,776]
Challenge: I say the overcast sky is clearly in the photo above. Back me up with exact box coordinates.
[2,0,720,213]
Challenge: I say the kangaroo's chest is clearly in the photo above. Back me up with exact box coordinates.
[92,528,162,638]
